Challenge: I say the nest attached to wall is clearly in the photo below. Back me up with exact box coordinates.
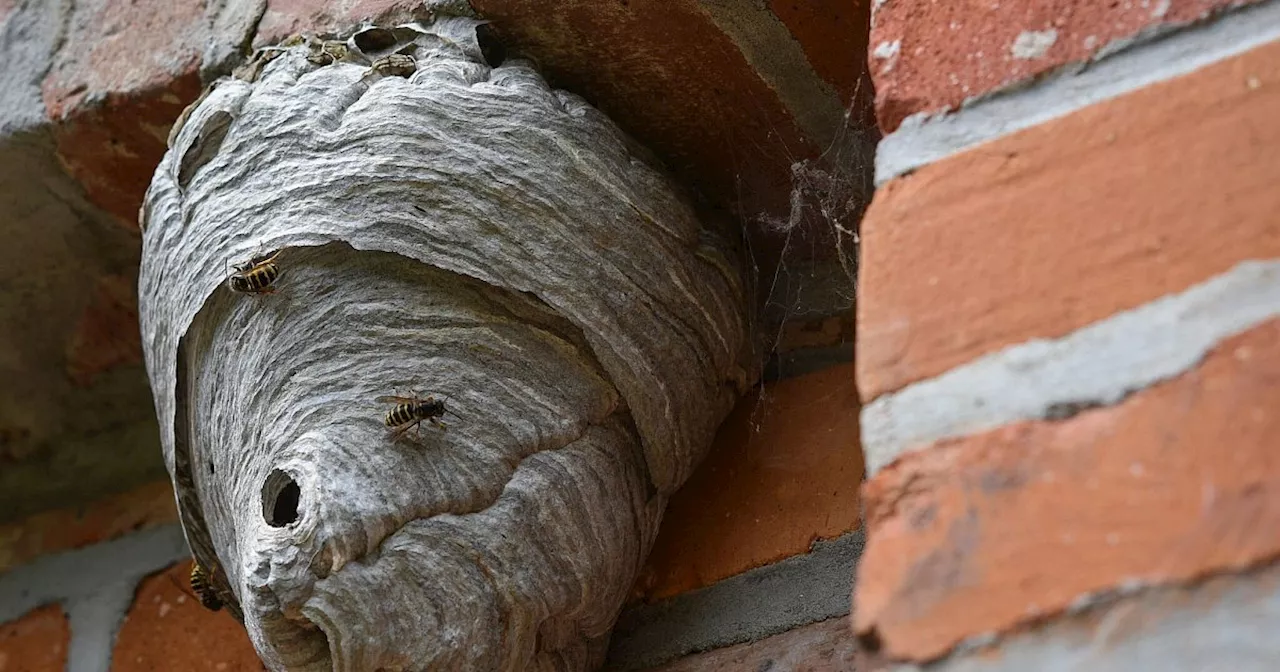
[139,14,755,671]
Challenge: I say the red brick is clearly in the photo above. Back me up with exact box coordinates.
[854,319,1280,662]
[869,0,1262,132]
[857,38,1280,400]
[631,364,862,602]
[468,0,817,221]
[112,561,263,672]
[0,481,177,574]
[0,605,69,672]
[65,273,143,387]
[873,561,1280,671]
[770,0,871,108]
[641,617,856,671]
[42,0,207,225]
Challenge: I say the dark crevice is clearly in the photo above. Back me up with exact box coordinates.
[475,23,506,67]
[263,469,301,527]
[855,626,882,654]
[1042,388,1138,422]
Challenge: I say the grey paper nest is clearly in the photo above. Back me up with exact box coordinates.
[138,15,755,672]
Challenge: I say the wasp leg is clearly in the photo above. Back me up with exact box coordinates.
[430,418,447,431]
[392,418,423,441]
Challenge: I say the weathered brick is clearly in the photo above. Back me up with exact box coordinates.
[869,0,1263,132]
[253,0,424,46]
[640,617,856,672]
[0,481,177,574]
[631,364,862,602]
[902,560,1280,671]
[857,38,1280,400]
[41,0,207,225]
[112,561,263,672]
[854,319,1280,662]
[0,605,69,672]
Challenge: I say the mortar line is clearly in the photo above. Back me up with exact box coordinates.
[0,522,190,672]
[604,529,864,671]
[863,259,1280,475]
[875,0,1280,185]
[695,0,848,149]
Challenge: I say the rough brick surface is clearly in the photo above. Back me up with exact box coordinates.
[908,560,1280,671]
[0,605,69,672]
[631,364,862,602]
[42,0,208,224]
[854,319,1280,662]
[857,38,1280,400]
[640,617,856,672]
[0,481,177,574]
[254,0,422,45]
[869,0,1262,132]
[112,561,263,672]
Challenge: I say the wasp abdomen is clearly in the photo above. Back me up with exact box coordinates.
[386,403,417,427]
[378,394,449,438]
[227,250,283,295]
[190,563,224,611]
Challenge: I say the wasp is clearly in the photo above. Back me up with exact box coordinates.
[367,53,416,78]
[189,561,224,611]
[306,38,349,65]
[168,559,224,611]
[233,45,289,83]
[376,392,454,439]
[226,249,283,295]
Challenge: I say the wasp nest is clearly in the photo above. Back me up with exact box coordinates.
[139,14,755,672]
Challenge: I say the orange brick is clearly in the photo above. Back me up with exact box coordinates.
[854,319,1280,662]
[857,38,1280,401]
[632,364,862,602]
[0,481,177,574]
[869,560,1280,671]
[112,561,263,672]
[0,605,69,672]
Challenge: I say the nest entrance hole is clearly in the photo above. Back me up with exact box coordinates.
[263,469,301,527]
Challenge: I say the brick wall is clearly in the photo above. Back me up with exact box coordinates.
[855,1,1280,669]
[5,0,1277,669]
[0,0,868,669]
